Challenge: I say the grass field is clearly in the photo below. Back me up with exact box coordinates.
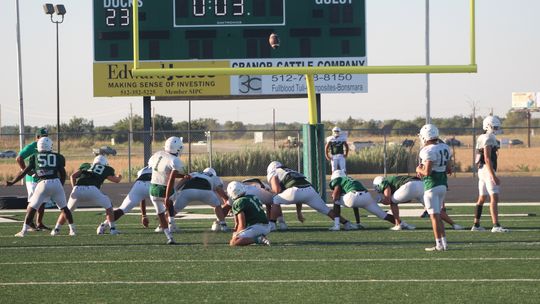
[1,204,539,303]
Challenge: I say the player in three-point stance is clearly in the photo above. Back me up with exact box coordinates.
[329,170,397,230]
[171,167,230,232]
[7,137,76,237]
[416,124,452,252]
[471,116,509,233]
[53,155,122,235]
[266,161,357,230]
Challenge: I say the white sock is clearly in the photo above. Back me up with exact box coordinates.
[54,224,62,230]
[169,216,175,224]
[68,224,75,231]
[163,227,172,239]
[436,238,443,248]
[22,224,29,232]
[334,217,340,226]
[441,237,448,248]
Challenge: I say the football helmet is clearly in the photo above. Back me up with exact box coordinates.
[419,124,439,143]
[203,167,217,177]
[93,155,108,166]
[164,136,184,155]
[227,181,246,200]
[373,176,385,193]
[331,169,346,181]
[332,126,341,137]
[267,161,283,175]
[37,137,53,152]
[482,116,501,134]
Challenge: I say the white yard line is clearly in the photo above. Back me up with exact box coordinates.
[1,278,539,286]
[1,257,540,266]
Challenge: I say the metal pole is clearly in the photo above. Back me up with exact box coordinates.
[188,100,192,172]
[15,0,25,150]
[56,21,61,152]
[273,108,276,149]
[425,0,431,124]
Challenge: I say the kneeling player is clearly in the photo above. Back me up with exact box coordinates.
[227,181,271,246]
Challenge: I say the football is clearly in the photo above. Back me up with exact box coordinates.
[268,33,280,49]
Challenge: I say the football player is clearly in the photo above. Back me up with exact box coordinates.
[227,181,271,246]
[53,155,122,235]
[416,124,452,251]
[329,170,396,230]
[171,167,230,232]
[266,161,357,230]
[373,175,463,230]
[222,178,289,231]
[96,166,152,233]
[7,137,76,237]
[15,128,51,231]
[471,116,509,232]
[148,136,189,245]
[325,127,349,173]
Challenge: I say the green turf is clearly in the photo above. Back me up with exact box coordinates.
[0,205,539,304]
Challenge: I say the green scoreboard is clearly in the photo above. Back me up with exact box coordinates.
[93,0,367,97]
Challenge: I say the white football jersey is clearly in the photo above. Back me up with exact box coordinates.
[188,172,223,190]
[136,166,152,178]
[148,150,184,186]
[419,143,452,173]
[476,133,498,149]
[326,133,347,144]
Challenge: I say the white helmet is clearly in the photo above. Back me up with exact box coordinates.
[37,137,53,152]
[419,124,439,143]
[482,116,501,134]
[373,176,385,193]
[332,126,341,136]
[267,161,282,175]
[203,167,217,177]
[227,181,246,200]
[93,155,108,166]
[331,169,346,181]
[164,136,184,155]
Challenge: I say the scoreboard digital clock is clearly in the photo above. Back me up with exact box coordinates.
[93,0,367,97]
[174,0,285,27]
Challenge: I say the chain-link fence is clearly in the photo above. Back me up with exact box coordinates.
[1,125,539,181]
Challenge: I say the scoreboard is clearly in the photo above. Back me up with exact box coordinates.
[93,0,367,97]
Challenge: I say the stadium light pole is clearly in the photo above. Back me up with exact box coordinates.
[43,3,66,153]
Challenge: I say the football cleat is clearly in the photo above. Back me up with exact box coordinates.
[27,222,39,232]
[328,225,341,231]
[390,225,402,231]
[425,246,445,252]
[471,226,486,231]
[69,229,77,236]
[167,238,176,245]
[110,228,119,235]
[154,226,163,233]
[491,226,510,233]
[343,222,359,231]
[14,231,26,237]
[401,222,416,230]
[50,228,60,236]
[96,223,106,235]
[278,222,288,231]
[452,224,464,230]
[256,235,271,246]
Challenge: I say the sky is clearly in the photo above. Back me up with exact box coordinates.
[1,0,539,128]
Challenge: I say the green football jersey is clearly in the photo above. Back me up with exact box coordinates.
[329,176,367,193]
[75,162,115,189]
[380,176,419,194]
[27,151,65,181]
[18,142,40,183]
[232,195,269,227]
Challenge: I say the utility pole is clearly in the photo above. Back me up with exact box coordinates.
[425,0,431,124]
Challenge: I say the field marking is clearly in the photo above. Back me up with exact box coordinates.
[1,278,540,286]
[1,257,540,266]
